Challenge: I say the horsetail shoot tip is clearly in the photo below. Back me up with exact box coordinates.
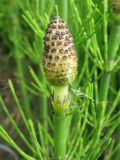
[43,16,77,87]
[43,16,77,158]
[43,16,77,112]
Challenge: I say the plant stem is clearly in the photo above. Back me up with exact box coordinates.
[38,64,48,146]
[107,24,120,60]
[89,23,120,157]
[40,94,48,146]
[54,114,68,159]
[40,95,48,120]
[103,0,108,62]
[16,60,31,117]
[99,73,111,102]
[38,63,48,121]
[99,24,120,102]
[55,0,68,21]
[53,86,69,159]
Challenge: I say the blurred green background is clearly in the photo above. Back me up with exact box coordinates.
[0,0,120,160]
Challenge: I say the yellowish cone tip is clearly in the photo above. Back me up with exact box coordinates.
[43,16,77,87]
[112,0,120,22]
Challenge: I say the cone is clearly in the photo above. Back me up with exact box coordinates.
[43,16,77,86]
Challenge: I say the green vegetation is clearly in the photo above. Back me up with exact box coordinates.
[0,0,120,159]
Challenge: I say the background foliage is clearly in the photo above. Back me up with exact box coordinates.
[0,0,120,159]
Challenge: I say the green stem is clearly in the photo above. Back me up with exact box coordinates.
[16,60,31,118]
[99,73,111,101]
[53,86,69,159]
[99,24,120,102]
[108,24,120,60]
[54,114,69,159]
[55,0,68,21]
[94,23,120,154]
[38,63,48,146]
[103,0,108,61]
[38,64,48,123]
[40,95,48,120]
[39,95,48,146]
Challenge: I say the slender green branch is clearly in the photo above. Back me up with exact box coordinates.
[38,64,48,146]
[96,3,120,153]
[103,0,108,62]
[16,60,31,117]
[99,24,120,102]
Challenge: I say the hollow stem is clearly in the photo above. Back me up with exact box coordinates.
[99,23,120,102]
[53,86,69,159]
[54,114,69,159]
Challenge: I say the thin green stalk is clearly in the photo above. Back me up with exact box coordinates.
[54,114,69,159]
[99,24,120,102]
[96,23,120,156]
[16,60,31,117]
[52,86,70,159]
[40,95,48,121]
[94,22,119,150]
[39,104,48,147]
[91,20,120,159]
[99,73,111,101]
[39,95,48,146]
[38,37,48,120]
[103,0,108,62]
[107,24,120,60]
[55,0,68,21]
[38,64,48,146]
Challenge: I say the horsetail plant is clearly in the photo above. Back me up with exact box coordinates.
[93,0,120,148]
[43,16,77,159]
[99,0,120,103]
[1,1,120,160]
